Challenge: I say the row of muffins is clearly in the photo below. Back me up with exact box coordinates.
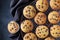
[7,20,60,40]
[23,0,60,25]
[36,0,60,12]
[23,5,60,24]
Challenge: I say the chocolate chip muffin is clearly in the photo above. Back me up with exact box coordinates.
[36,0,49,12]
[50,25,60,38]
[36,25,49,38]
[21,20,33,33]
[50,0,60,10]
[23,5,36,19]
[23,33,37,40]
[34,12,47,25]
[8,21,19,34]
[48,11,60,24]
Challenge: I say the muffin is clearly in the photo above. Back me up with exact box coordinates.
[34,12,47,25]
[8,21,19,34]
[23,5,36,19]
[36,25,49,38]
[48,11,60,24]
[23,33,37,40]
[21,20,33,33]
[50,25,60,38]
[50,0,60,10]
[36,0,49,12]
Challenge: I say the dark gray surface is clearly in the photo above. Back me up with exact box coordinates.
[0,0,13,40]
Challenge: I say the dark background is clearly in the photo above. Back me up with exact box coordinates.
[0,0,13,40]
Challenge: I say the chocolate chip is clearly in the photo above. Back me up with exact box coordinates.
[53,33,54,34]
[45,29,48,32]
[32,10,35,13]
[43,34,46,36]
[25,36,29,39]
[27,7,31,9]
[39,35,41,37]
[54,3,58,7]
[53,28,55,30]
[50,29,52,31]
[14,26,16,28]
[40,15,44,18]
[28,10,30,12]
[23,26,25,28]
[26,11,28,13]
[27,22,29,24]
[42,2,43,4]
[43,27,45,29]
[45,3,47,5]
[15,29,17,30]
[42,6,43,8]
[12,28,14,30]
[38,5,40,9]
[29,25,32,27]
[25,25,27,27]
[58,29,60,30]
[38,29,40,31]
[56,32,58,34]
[39,19,41,20]
[54,0,56,2]
[36,20,39,23]
[10,29,12,31]
[26,14,31,17]
[29,34,31,36]
[30,39,32,40]
[41,29,42,30]
[39,32,41,33]
[52,18,58,21]
[57,1,60,3]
